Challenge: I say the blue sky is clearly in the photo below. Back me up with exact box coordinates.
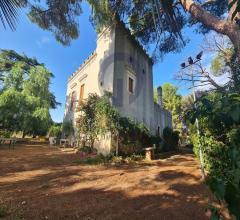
[0,2,206,122]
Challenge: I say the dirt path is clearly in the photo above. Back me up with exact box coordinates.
[0,144,214,220]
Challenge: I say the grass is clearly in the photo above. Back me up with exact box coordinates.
[73,153,145,166]
[0,202,24,220]
[0,204,8,218]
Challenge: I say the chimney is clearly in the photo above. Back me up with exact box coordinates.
[157,86,162,107]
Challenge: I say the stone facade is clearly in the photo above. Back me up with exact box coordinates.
[64,21,172,155]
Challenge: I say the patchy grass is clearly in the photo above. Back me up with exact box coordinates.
[0,204,8,218]
[0,202,24,220]
[73,154,145,166]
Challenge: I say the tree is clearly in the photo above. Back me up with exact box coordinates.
[0,0,24,30]
[76,93,99,148]
[160,83,182,130]
[1,1,240,60]
[0,49,59,136]
[0,0,82,45]
[186,92,240,219]
[76,93,152,154]
[87,1,240,61]
[48,124,62,138]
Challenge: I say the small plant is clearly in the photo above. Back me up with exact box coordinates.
[81,154,112,165]
[0,204,8,218]
[111,156,123,164]
[79,146,93,154]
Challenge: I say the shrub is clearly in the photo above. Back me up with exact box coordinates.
[150,135,162,147]
[62,119,74,138]
[150,135,162,153]
[111,156,123,164]
[76,154,113,165]
[117,117,151,156]
[0,130,11,138]
[125,154,144,163]
[78,146,97,154]
[48,125,62,138]
[112,154,144,164]
[162,127,179,152]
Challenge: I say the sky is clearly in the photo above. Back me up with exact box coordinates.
[0,2,208,123]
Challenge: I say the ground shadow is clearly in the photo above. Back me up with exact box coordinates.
[0,144,213,220]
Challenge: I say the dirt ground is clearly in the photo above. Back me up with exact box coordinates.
[0,144,215,220]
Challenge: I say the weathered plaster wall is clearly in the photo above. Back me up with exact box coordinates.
[64,27,116,124]
[153,103,172,136]
[64,22,172,154]
[112,23,156,134]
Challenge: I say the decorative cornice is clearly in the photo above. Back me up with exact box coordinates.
[68,52,97,82]
[78,74,88,82]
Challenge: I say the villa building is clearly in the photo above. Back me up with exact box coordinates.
[64,20,172,155]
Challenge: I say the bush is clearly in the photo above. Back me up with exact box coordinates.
[125,154,144,163]
[0,130,11,138]
[111,156,123,164]
[82,154,110,165]
[150,135,162,153]
[62,120,74,138]
[78,146,97,154]
[117,118,151,156]
[112,154,144,164]
[48,125,62,138]
[162,127,179,152]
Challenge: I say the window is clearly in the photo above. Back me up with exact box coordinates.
[128,77,134,93]
[70,91,76,111]
[79,84,85,102]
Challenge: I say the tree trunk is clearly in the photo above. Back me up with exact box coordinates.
[180,0,240,60]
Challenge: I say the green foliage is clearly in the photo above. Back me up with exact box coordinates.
[161,127,179,152]
[76,153,111,165]
[182,94,194,113]
[117,117,151,156]
[111,155,123,164]
[0,49,59,136]
[0,129,11,138]
[95,94,120,135]
[150,135,162,149]
[162,83,182,130]
[0,204,8,218]
[0,0,25,30]
[186,91,240,219]
[77,93,116,147]
[2,0,238,57]
[77,93,151,155]
[28,0,82,45]
[118,117,150,145]
[76,153,144,166]
[87,0,239,58]
[48,125,62,138]
[62,120,74,138]
[79,146,94,154]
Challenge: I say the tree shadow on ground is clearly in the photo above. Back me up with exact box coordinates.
[0,144,214,220]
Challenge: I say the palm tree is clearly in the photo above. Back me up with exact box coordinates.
[0,0,22,30]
